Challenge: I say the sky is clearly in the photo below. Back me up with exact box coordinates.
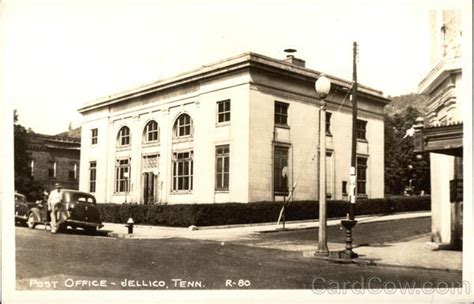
[1,0,467,135]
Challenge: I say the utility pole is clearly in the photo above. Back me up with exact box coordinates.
[339,41,359,260]
[350,41,358,218]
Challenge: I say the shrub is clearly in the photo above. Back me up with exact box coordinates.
[96,195,431,227]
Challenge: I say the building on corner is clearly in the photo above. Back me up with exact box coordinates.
[414,10,465,249]
[78,52,389,204]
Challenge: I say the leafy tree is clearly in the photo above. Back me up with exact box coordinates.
[384,106,430,195]
[14,110,43,201]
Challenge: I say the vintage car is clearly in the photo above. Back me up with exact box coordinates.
[27,189,103,234]
[14,193,31,226]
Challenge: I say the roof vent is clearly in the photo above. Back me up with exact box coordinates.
[283,49,305,67]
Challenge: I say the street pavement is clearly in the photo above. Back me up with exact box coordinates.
[101,211,462,271]
[15,214,463,290]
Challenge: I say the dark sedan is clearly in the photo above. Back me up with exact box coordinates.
[14,193,30,226]
[27,189,103,234]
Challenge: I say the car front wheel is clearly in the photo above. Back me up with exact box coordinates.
[27,213,36,229]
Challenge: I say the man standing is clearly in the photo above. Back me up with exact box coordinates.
[48,183,62,233]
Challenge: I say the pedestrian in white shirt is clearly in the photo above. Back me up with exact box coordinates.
[48,183,63,233]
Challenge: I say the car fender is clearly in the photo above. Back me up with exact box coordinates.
[28,208,42,223]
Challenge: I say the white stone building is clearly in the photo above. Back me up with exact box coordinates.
[78,52,389,204]
[414,10,464,249]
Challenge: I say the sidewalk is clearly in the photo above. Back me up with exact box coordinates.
[101,211,462,272]
[103,211,431,241]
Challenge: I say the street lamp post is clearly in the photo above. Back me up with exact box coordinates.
[314,75,331,256]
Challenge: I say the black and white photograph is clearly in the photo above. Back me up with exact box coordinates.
[1,0,472,303]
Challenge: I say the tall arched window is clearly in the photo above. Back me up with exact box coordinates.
[174,114,193,138]
[143,120,159,143]
[117,126,130,146]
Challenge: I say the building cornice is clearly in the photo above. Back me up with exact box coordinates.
[78,52,389,114]
[418,56,462,95]
[27,133,81,151]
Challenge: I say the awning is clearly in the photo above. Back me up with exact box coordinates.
[414,122,463,157]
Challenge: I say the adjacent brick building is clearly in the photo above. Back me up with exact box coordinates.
[28,131,81,192]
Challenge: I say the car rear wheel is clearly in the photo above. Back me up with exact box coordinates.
[27,213,36,229]
[84,226,97,235]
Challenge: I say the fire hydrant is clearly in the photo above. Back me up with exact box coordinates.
[125,217,134,234]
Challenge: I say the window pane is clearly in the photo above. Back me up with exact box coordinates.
[224,157,229,172]
[216,173,222,188]
[185,176,190,190]
[183,162,189,175]
[223,173,229,188]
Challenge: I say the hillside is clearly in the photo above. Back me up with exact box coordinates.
[55,127,81,138]
[384,93,429,116]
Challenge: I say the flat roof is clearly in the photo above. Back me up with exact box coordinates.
[78,52,389,113]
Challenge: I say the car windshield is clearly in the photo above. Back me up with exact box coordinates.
[15,194,26,204]
[64,192,96,204]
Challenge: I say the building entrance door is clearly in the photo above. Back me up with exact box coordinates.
[143,172,157,204]
[142,154,159,204]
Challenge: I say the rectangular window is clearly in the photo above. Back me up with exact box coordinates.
[356,119,367,140]
[90,161,97,193]
[91,128,98,145]
[115,158,130,193]
[217,100,231,123]
[172,151,193,192]
[30,160,35,177]
[326,152,333,199]
[49,162,57,179]
[274,146,289,195]
[356,157,368,195]
[68,170,75,180]
[326,112,332,135]
[274,101,289,126]
[342,181,348,195]
[215,145,230,191]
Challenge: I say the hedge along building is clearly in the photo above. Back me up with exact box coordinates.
[77,52,389,205]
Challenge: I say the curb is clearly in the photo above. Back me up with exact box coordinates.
[303,248,462,273]
[106,232,176,239]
